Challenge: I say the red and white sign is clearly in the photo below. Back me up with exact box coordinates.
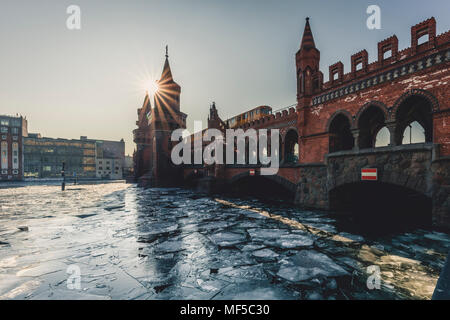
[249,169,255,176]
[361,168,377,181]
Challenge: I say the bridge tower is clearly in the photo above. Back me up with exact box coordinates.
[296,17,323,107]
[134,47,187,186]
[295,18,324,161]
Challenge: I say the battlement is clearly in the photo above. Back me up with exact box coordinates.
[237,107,297,130]
[311,17,449,106]
[322,18,446,88]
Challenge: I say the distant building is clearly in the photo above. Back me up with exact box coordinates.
[23,134,125,180]
[94,138,125,179]
[96,158,122,179]
[123,155,134,178]
[0,115,28,181]
[24,135,96,179]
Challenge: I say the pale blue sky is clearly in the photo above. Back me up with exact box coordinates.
[0,0,449,154]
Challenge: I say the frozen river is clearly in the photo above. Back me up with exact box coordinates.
[0,182,449,300]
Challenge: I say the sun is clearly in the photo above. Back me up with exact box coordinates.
[145,78,159,97]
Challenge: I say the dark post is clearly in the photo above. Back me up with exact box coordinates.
[61,162,66,191]
[432,251,450,300]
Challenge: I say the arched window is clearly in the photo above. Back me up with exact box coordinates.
[402,121,426,144]
[284,130,299,163]
[375,127,390,147]
[358,105,386,149]
[329,114,354,153]
[395,95,432,145]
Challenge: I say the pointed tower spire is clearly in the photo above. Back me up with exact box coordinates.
[296,17,322,102]
[300,17,316,50]
[155,46,181,112]
[160,45,173,84]
[143,90,151,110]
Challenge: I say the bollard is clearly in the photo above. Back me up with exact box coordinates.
[61,162,66,191]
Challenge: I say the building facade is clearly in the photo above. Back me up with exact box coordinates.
[0,115,28,181]
[95,138,125,179]
[24,134,96,179]
[96,158,123,179]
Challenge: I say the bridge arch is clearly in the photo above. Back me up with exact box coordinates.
[392,91,435,145]
[354,101,389,126]
[184,169,206,188]
[329,180,432,233]
[356,102,388,149]
[283,128,299,163]
[327,111,354,153]
[229,171,297,200]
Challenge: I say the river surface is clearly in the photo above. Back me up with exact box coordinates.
[0,182,449,300]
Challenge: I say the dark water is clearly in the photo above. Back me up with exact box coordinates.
[0,183,448,300]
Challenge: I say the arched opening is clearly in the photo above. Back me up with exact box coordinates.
[402,121,426,144]
[284,130,299,163]
[375,127,390,147]
[266,133,282,161]
[395,95,432,145]
[358,105,386,149]
[184,170,205,189]
[329,182,432,236]
[229,175,295,202]
[418,34,429,46]
[329,114,354,153]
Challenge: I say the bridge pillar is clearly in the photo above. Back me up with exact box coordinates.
[351,129,360,151]
[386,122,397,146]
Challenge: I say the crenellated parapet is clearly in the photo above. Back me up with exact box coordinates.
[311,18,449,107]
[235,107,297,131]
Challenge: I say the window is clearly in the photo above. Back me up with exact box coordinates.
[13,136,18,141]
[1,141,8,170]
[1,135,5,140]
[13,169,18,175]
[0,120,9,126]
[355,62,363,71]
[418,34,429,45]
[402,121,425,144]
[383,50,392,59]
[12,128,19,134]
[43,166,51,171]
[1,127,7,133]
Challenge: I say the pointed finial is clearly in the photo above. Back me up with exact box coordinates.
[306,17,310,22]
[165,45,168,58]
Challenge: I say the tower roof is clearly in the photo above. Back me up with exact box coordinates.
[142,91,151,110]
[300,17,316,50]
[160,57,173,83]
[159,45,174,85]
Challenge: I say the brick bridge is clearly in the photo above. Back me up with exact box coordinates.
[134,18,450,229]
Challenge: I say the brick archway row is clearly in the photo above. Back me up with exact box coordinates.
[325,89,439,132]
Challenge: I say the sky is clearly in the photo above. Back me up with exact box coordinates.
[0,0,449,155]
